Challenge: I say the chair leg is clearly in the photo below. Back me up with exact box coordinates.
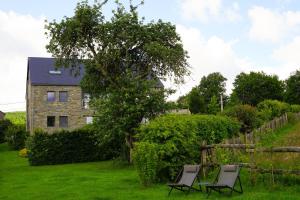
[206,188,211,198]
[168,187,173,196]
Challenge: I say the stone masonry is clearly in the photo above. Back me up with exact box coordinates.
[27,84,93,134]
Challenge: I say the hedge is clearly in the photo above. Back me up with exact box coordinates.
[0,119,12,143]
[5,124,28,150]
[134,114,240,182]
[27,128,103,166]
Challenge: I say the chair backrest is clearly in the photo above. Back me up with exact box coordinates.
[178,165,200,186]
[216,165,240,188]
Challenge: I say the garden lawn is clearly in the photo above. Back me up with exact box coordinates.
[0,142,300,200]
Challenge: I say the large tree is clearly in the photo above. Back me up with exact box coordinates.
[232,71,284,106]
[45,0,189,161]
[188,72,226,114]
[285,70,300,104]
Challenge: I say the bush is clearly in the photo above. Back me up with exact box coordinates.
[257,100,290,120]
[135,114,240,181]
[222,104,261,134]
[27,128,102,166]
[133,142,159,186]
[0,119,12,143]
[19,148,28,158]
[289,104,300,113]
[5,124,27,150]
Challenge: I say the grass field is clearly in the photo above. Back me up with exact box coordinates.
[0,121,300,199]
[4,111,26,125]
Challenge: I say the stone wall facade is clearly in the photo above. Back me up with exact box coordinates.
[27,84,93,134]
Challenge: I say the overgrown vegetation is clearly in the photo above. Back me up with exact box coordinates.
[133,114,240,183]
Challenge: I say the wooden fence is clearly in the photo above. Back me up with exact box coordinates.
[200,144,300,178]
[225,112,300,144]
[200,112,300,178]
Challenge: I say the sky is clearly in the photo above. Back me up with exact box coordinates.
[1,0,300,112]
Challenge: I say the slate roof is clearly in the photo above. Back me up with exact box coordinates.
[27,57,84,86]
[27,57,164,88]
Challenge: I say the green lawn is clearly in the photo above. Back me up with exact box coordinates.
[0,143,300,200]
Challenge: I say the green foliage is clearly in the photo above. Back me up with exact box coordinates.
[45,1,189,161]
[214,147,249,165]
[4,111,26,125]
[188,72,226,114]
[91,77,168,161]
[0,119,12,143]
[136,114,240,180]
[289,104,300,113]
[27,128,103,166]
[257,100,290,120]
[232,72,284,105]
[222,104,261,133]
[285,70,300,104]
[188,87,205,114]
[176,95,189,109]
[208,95,219,115]
[132,142,159,186]
[5,124,28,150]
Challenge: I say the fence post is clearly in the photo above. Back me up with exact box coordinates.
[201,141,207,177]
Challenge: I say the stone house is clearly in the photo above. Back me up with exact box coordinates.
[26,57,93,134]
[0,111,5,120]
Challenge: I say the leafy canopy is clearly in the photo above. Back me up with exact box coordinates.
[188,72,226,114]
[285,70,300,105]
[45,0,190,160]
[232,71,284,106]
[45,0,189,95]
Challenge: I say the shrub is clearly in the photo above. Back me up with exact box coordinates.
[27,128,102,166]
[133,142,159,186]
[222,104,261,134]
[289,104,300,113]
[257,100,290,120]
[135,114,240,181]
[0,119,12,143]
[19,148,28,158]
[5,124,27,150]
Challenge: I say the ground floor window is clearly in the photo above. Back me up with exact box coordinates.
[86,116,93,124]
[47,116,55,127]
[59,116,68,128]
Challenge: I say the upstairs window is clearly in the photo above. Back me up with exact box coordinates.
[47,91,55,102]
[83,93,90,109]
[59,91,68,102]
[47,116,55,127]
[59,116,68,128]
[49,70,62,75]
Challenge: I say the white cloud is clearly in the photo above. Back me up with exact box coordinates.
[248,6,300,43]
[271,37,300,78]
[0,11,49,112]
[167,24,252,100]
[180,0,241,23]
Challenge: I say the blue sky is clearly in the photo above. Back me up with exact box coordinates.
[1,0,300,111]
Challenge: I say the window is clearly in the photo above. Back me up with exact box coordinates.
[59,116,68,128]
[59,91,68,102]
[83,93,90,109]
[47,116,55,127]
[49,70,62,75]
[86,117,93,124]
[47,91,55,102]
